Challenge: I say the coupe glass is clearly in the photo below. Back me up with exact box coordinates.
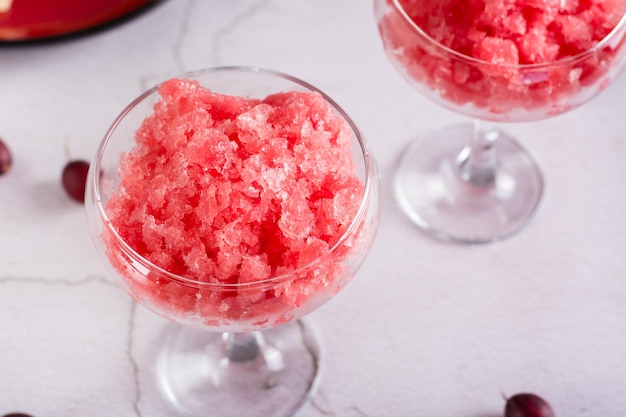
[85,67,381,417]
[375,0,626,243]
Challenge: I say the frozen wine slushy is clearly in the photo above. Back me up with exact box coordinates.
[380,0,626,115]
[104,78,365,329]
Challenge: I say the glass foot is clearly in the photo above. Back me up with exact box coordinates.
[158,320,321,417]
[394,124,544,243]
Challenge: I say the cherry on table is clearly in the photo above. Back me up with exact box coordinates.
[505,393,555,417]
[62,159,90,203]
[0,137,12,175]
[2,413,35,417]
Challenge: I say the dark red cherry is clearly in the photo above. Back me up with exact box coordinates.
[0,138,12,175]
[2,413,35,417]
[505,393,555,417]
[62,159,90,203]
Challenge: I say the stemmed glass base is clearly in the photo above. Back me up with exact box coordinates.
[158,320,321,417]
[394,123,544,244]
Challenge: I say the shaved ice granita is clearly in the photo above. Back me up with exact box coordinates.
[86,67,381,417]
[374,0,626,244]
[99,77,374,331]
[378,0,626,118]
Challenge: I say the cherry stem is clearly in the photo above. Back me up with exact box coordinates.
[63,137,72,161]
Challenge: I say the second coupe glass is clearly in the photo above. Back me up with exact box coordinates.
[375,0,626,243]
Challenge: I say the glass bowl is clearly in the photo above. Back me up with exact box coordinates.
[86,66,382,417]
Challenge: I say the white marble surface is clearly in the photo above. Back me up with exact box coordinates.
[1,1,625,416]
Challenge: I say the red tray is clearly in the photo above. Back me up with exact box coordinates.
[0,0,154,41]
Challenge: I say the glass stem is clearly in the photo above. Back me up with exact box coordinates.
[459,119,499,186]
[222,331,263,363]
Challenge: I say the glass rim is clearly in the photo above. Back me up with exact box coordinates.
[91,65,376,290]
[390,0,626,70]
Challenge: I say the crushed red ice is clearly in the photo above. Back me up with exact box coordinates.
[106,79,363,287]
[380,0,626,115]
[398,0,625,64]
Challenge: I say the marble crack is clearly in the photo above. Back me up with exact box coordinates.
[297,319,320,396]
[311,395,338,417]
[0,274,115,287]
[0,273,140,415]
[212,0,273,64]
[311,391,373,417]
[346,406,372,417]
[172,0,198,73]
[127,301,144,417]
[136,0,198,91]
